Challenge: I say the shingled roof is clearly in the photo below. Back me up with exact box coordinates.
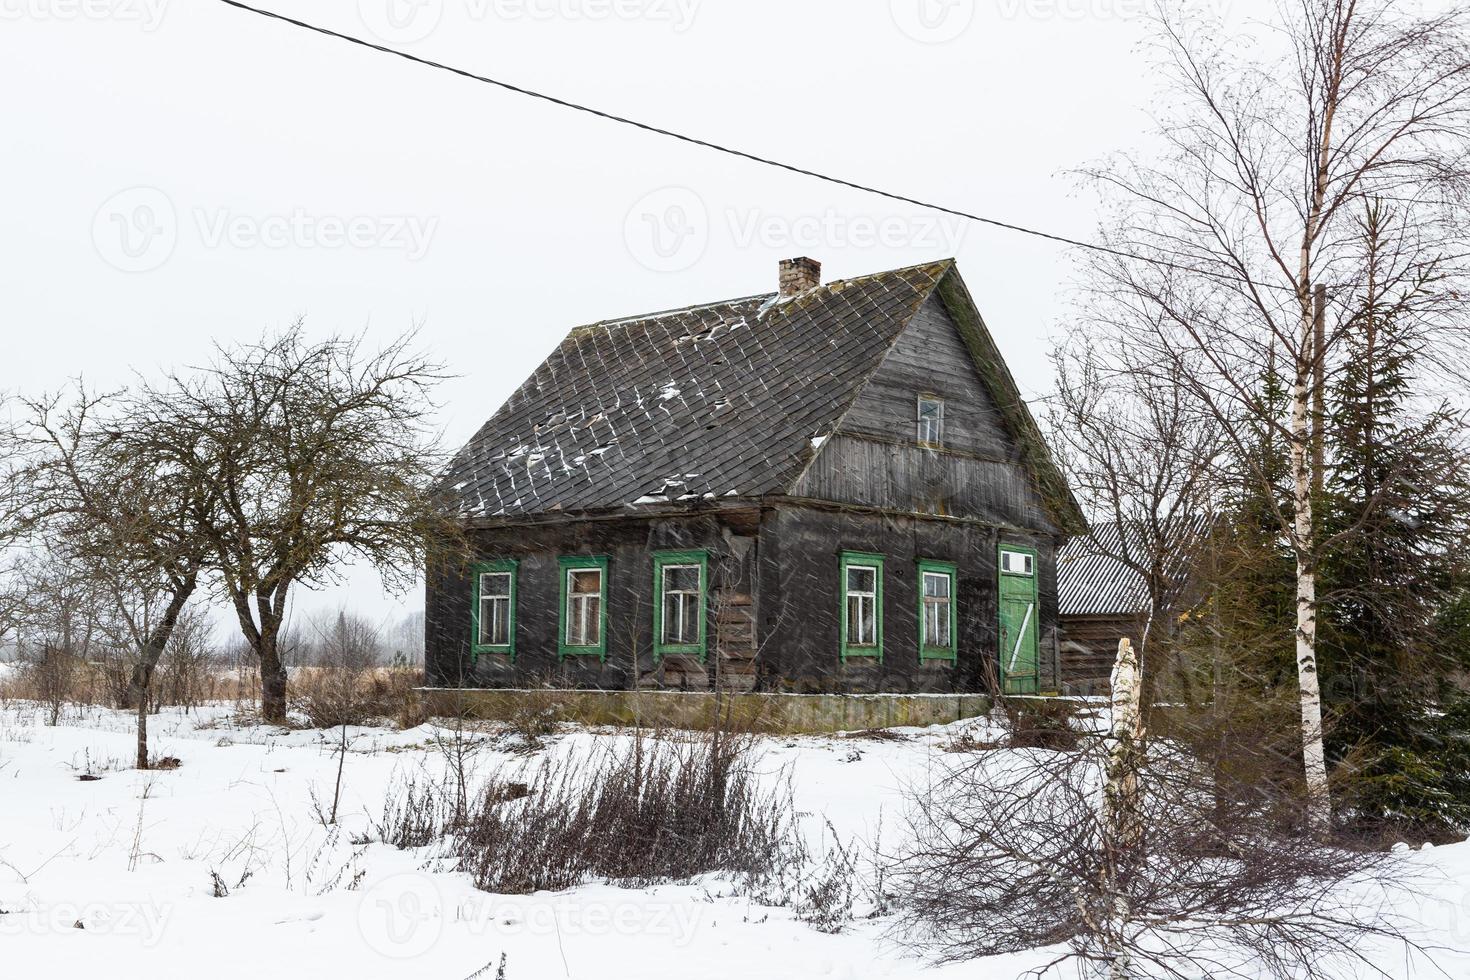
[442,259,1083,530]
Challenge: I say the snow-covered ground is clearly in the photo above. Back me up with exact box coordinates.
[1,703,1467,979]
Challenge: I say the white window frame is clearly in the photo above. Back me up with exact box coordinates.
[1000,550,1034,576]
[921,569,952,649]
[846,565,879,647]
[564,566,604,647]
[916,395,945,447]
[477,571,512,647]
[661,563,703,646]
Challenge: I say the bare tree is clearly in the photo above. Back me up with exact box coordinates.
[892,642,1424,979]
[26,387,214,767]
[1048,332,1224,687]
[132,325,456,723]
[0,395,36,646]
[12,552,108,723]
[1077,0,1470,825]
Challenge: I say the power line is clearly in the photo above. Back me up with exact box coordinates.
[214,1,1463,294]
[213,0,1240,278]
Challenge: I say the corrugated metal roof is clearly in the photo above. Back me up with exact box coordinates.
[1058,516,1208,617]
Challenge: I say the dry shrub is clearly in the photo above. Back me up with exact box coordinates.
[455,732,798,893]
[364,772,456,849]
[293,666,420,728]
[842,728,911,742]
[502,690,563,751]
[891,726,1422,978]
[367,731,802,894]
[998,695,1081,750]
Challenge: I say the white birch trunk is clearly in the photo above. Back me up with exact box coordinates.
[1290,370,1331,828]
[1102,637,1144,980]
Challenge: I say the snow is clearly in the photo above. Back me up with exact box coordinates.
[1,704,1467,980]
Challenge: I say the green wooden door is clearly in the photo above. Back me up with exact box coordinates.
[998,544,1039,694]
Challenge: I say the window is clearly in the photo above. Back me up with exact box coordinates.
[558,555,609,658]
[470,560,517,658]
[917,395,944,447]
[839,551,884,661]
[653,550,709,659]
[1000,549,1034,576]
[918,560,957,660]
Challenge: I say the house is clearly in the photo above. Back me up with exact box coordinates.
[425,257,1086,696]
[1057,516,1211,693]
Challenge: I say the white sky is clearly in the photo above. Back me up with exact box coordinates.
[1,0,1257,632]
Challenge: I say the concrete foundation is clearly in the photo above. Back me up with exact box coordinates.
[419,687,992,734]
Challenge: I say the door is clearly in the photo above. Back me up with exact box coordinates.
[998,544,1039,694]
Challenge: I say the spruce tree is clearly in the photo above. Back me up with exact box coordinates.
[1318,262,1470,833]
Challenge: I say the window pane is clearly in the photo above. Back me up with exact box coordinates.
[570,569,601,595]
[480,596,509,646]
[568,594,601,646]
[847,566,875,594]
[847,594,875,645]
[1002,551,1033,576]
[664,592,699,645]
[480,571,510,599]
[923,571,950,598]
[576,593,593,646]
[924,599,951,647]
[917,397,944,445]
[664,564,700,593]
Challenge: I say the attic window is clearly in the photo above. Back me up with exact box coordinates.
[917,395,944,447]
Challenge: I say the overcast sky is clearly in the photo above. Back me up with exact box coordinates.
[1,0,1258,632]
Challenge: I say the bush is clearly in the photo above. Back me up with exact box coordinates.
[367,731,803,894]
[293,666,419,728]
[998,696,1081,750]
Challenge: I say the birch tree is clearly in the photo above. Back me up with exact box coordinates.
[1078,0,1470,826]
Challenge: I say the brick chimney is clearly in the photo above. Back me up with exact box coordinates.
[778,256,821,296]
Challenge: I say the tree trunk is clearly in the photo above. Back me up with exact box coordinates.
[259,630,289,724]
[1291,320,1332,829]
[1102,637,1144,980]
[128,579,197,769]
[136,694,148,771]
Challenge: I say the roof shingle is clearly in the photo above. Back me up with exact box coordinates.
[442,261,951,518]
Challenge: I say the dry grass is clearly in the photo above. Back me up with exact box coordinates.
[365,730,803,894]
[291,666,422,729]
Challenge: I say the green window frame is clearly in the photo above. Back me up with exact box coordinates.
[839,551,885,662]
[917,559,958,661]
[652,550,709,661]
[470,559,518,660]
[558,555,609,659]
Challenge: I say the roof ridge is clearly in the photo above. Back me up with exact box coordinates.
[567,258,956,337]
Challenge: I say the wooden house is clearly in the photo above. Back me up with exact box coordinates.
[1056,516,1212,693]
[425,257,1086,695]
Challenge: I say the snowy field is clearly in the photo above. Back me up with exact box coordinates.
[2,703,1468,980]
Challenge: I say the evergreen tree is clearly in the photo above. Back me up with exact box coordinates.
[1318,237,1470,833]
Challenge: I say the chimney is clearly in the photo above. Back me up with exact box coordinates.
[778,256,821,296]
